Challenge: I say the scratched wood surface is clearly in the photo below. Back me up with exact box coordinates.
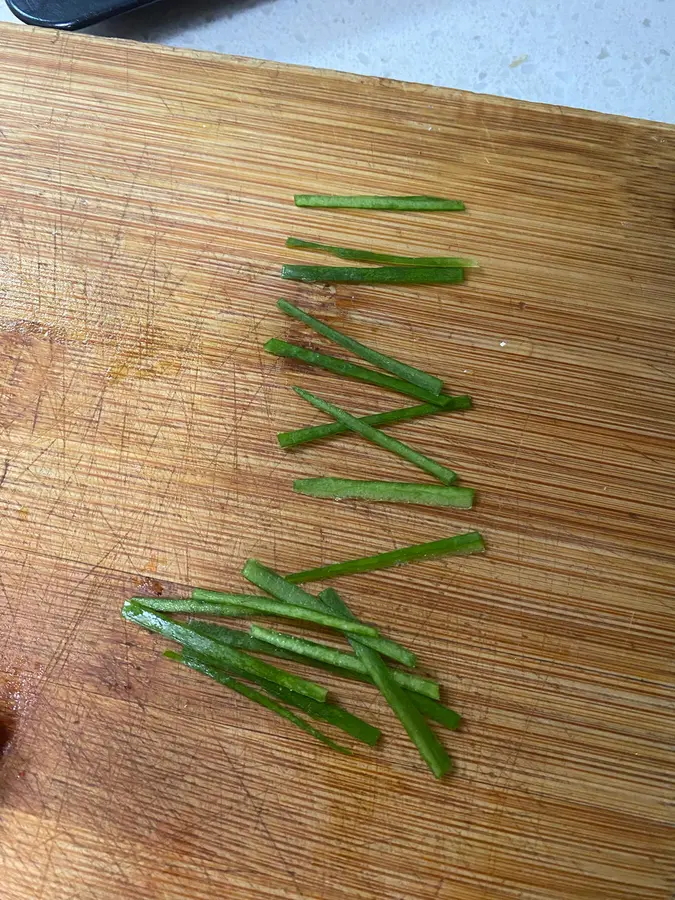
[0,22,673,900]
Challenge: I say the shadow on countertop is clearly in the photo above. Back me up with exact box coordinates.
[87,0,275,42]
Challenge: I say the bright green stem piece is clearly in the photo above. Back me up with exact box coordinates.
[121,600,327,702]
[293,195,465,211]
[188,621,436,699]
[164,651,350,755]
[319,589,451,778]
[241,559,415,666]
[249,625,437,698]
[193,590,379,638]
[281,265,464,285]
[277,298,443,394]
[286,237,476,268]
[130,596,257,616]
[170,648,379,746]
[277,399,472,450]
[190,608,417,674]
[265,338,453,407]
[286,531,486,584]
[242,558,329,612]
[293,478,475,509]
[293,387,458,485]
[201,655,381,745]
[412,694,462,731]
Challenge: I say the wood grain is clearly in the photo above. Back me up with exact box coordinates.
[0,22,673,900]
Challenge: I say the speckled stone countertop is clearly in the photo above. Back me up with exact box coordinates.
[2,0,674,122]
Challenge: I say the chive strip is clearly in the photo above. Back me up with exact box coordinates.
[240,559,416,666]
[281,265,464,285]
[121,600,327,702]
[265,338,454,407]
[188,621,438,700]
[293,195,465,211]
[164,651,350,754]
[277,298,443,394]
[193,656,381,746]
[286,237,476,268]
[192,589,261,604]
[277,399,472,450]
[319,589,451,778]
[169,648,378,746]
[188,619,335,667]
[293,387,458,485]
[293,478,475,509]
[286,531,486,584]
[191,592,379,638]
[412,694,462,731]
[242,558,332,613]
[129,596,257,616]
[249,625,439,699]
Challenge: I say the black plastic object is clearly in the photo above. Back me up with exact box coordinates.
[6,0,158,29]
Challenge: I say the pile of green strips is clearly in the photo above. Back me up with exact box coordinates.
[122,194,484,779]
[282,194,475,285]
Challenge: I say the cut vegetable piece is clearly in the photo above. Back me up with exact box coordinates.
[293,478,475,509]
[130,596,257,616]
[281,265,464,285]
[188,619,327,666]
[412,694,462,731]
[198,592,380,638]
[189,621,435,698]
[164,651,350,754]
[293,195,465,211]
[265,338,454,407]
[249,625,438,698]
[242,558,328,612]
[210,670,379,746]
[171,648,379,745]
[286,237,477,268]
[293,387,458,485]
[242,559,416,665]
[192,588,265,605]
[121,600,327,702]
[319,589,451,778]
[277,398,472,450]
[277,298,443,394]
[191,609,415,669]
[287,531,486,583]
[181,591,268,605]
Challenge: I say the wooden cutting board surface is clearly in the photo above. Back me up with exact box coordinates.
[0,23,673,900]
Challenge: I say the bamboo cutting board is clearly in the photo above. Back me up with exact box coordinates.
[0,23,673,900]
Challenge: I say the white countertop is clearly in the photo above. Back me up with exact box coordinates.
[2,0,674,123]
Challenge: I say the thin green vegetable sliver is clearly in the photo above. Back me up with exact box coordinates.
[121,600,328,702]
[281,265,464,285]
[190,651,382,746]
[293,195,465,211]
[293,387,458,485]
[319,588,451,778]
[185,590,380,638]
[277,298,443,395]
[187,621,431,695]
[293,478,475,508]
[241,559,416,666]
[265,338,454,407]
[286,531,486,583]
[249,625,439,699]
[277,398,472,450]
[286,237,476,268]
[130,596,258,616]
[164,650,351,755]
[412,693,462,731]
[171,648,379,746]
